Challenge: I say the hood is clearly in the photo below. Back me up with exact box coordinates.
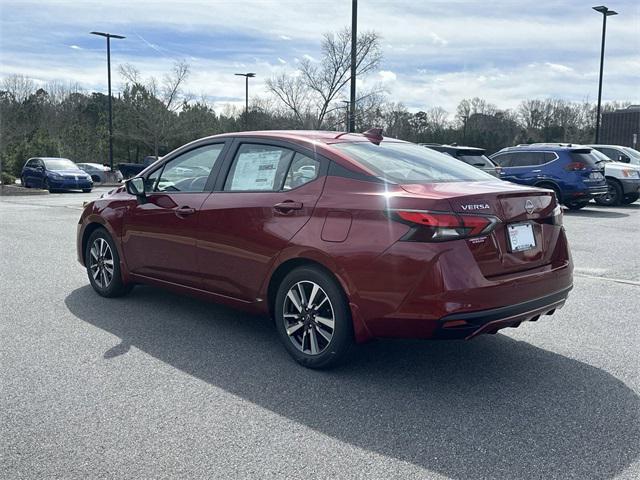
[50,169,89,176]
[604,162,640,173]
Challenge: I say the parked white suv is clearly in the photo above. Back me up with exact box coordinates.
[589,147,640,206]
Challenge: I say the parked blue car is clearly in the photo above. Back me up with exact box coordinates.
[21,157,93,193]
[490,144,607,210]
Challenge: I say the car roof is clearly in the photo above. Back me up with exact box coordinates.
[31,157,73,161]
[207,130,407,145]
[497,144,591,153]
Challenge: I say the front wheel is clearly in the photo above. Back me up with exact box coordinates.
[21,176,29,188]
[85,228,133,298]
[43,178,52,192]
[275,266,353,369]
[565,200,589,210]
[82,189,92,193]
[621,193,639,205]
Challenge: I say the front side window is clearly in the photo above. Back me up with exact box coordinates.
[147,143,224,193]
[224,144,295,191]
[332,141,494,183]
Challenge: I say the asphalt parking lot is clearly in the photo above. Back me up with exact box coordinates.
[1,187,639,480]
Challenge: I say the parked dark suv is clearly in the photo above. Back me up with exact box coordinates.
[421,144,500,177]
[490,144,607,210]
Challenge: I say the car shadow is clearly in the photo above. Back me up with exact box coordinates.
[65,285,640,480]
[564,208,629,218]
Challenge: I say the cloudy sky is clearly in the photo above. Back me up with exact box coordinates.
[0,0,638,114]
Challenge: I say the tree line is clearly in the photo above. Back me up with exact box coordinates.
[0,28,630,182]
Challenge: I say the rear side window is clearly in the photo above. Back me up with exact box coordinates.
[509,152,547,167]
[332,142,493,183]
[283,153,319,190]
[569,150,600,167]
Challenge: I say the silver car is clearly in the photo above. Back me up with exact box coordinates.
[76,163,123,184]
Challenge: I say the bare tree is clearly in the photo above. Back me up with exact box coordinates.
[1,74,35,102]
[267,28,382,129]
[118,60,190,157]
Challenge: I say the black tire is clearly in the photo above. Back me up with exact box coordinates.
[621,193,639,205]
[565,200,589,210]
[274,266,353,369]
[43,178,52,192]
[537,183,561,204]
[21,176,29,188]
[83,189,92,193]
[85,228,133,298]
[594,179,622,206]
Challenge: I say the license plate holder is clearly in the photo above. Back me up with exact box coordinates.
[507,223,536,252]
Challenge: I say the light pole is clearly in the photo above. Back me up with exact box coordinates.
[348,0,358,133]
[90,31,125,171]
[592,5,617,143]
[235,72,256,130]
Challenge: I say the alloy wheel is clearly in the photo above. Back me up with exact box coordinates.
[283,280,335,355]
[89,238,115,289]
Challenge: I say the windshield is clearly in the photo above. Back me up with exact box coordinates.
[622,146,640,160]
[332,142,495,183]
[43,159,79,170]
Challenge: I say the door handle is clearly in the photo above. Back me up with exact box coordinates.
[273,201,303,213]
[175,206,196,218]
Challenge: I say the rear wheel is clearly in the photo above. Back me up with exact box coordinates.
[565,200,589,210]
[83,188,92,193]
[85,228,133,298]
[594,179,622,206]
[622,193,639,205]
[537,183,561,204]
[275,266,353,369]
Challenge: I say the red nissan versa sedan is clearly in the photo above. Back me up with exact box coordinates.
[77,130,573,368]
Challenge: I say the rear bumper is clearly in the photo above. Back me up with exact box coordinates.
[434,286,571,339]
[352,227,574,341]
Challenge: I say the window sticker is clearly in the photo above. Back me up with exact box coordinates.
[230,150,283,190]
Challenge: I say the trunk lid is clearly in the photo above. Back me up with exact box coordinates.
[401,181,558,277]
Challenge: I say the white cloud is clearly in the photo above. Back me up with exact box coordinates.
[428,32,448,46]
[379,70,397,82]
[544,62,574,74]
[279,35,291,41]
[277,57,287,64]
[69,45,82,50]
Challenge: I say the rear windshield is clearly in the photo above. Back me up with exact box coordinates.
[569,150,600,167]
[332,142,495,183]
[43,158,78,170]
[458,154,495,168]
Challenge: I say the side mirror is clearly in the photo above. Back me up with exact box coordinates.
[618,155,630,164]
[126,177,146,202]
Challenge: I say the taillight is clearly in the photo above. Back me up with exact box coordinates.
[565,162,587,171]
[390,210,500,242]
